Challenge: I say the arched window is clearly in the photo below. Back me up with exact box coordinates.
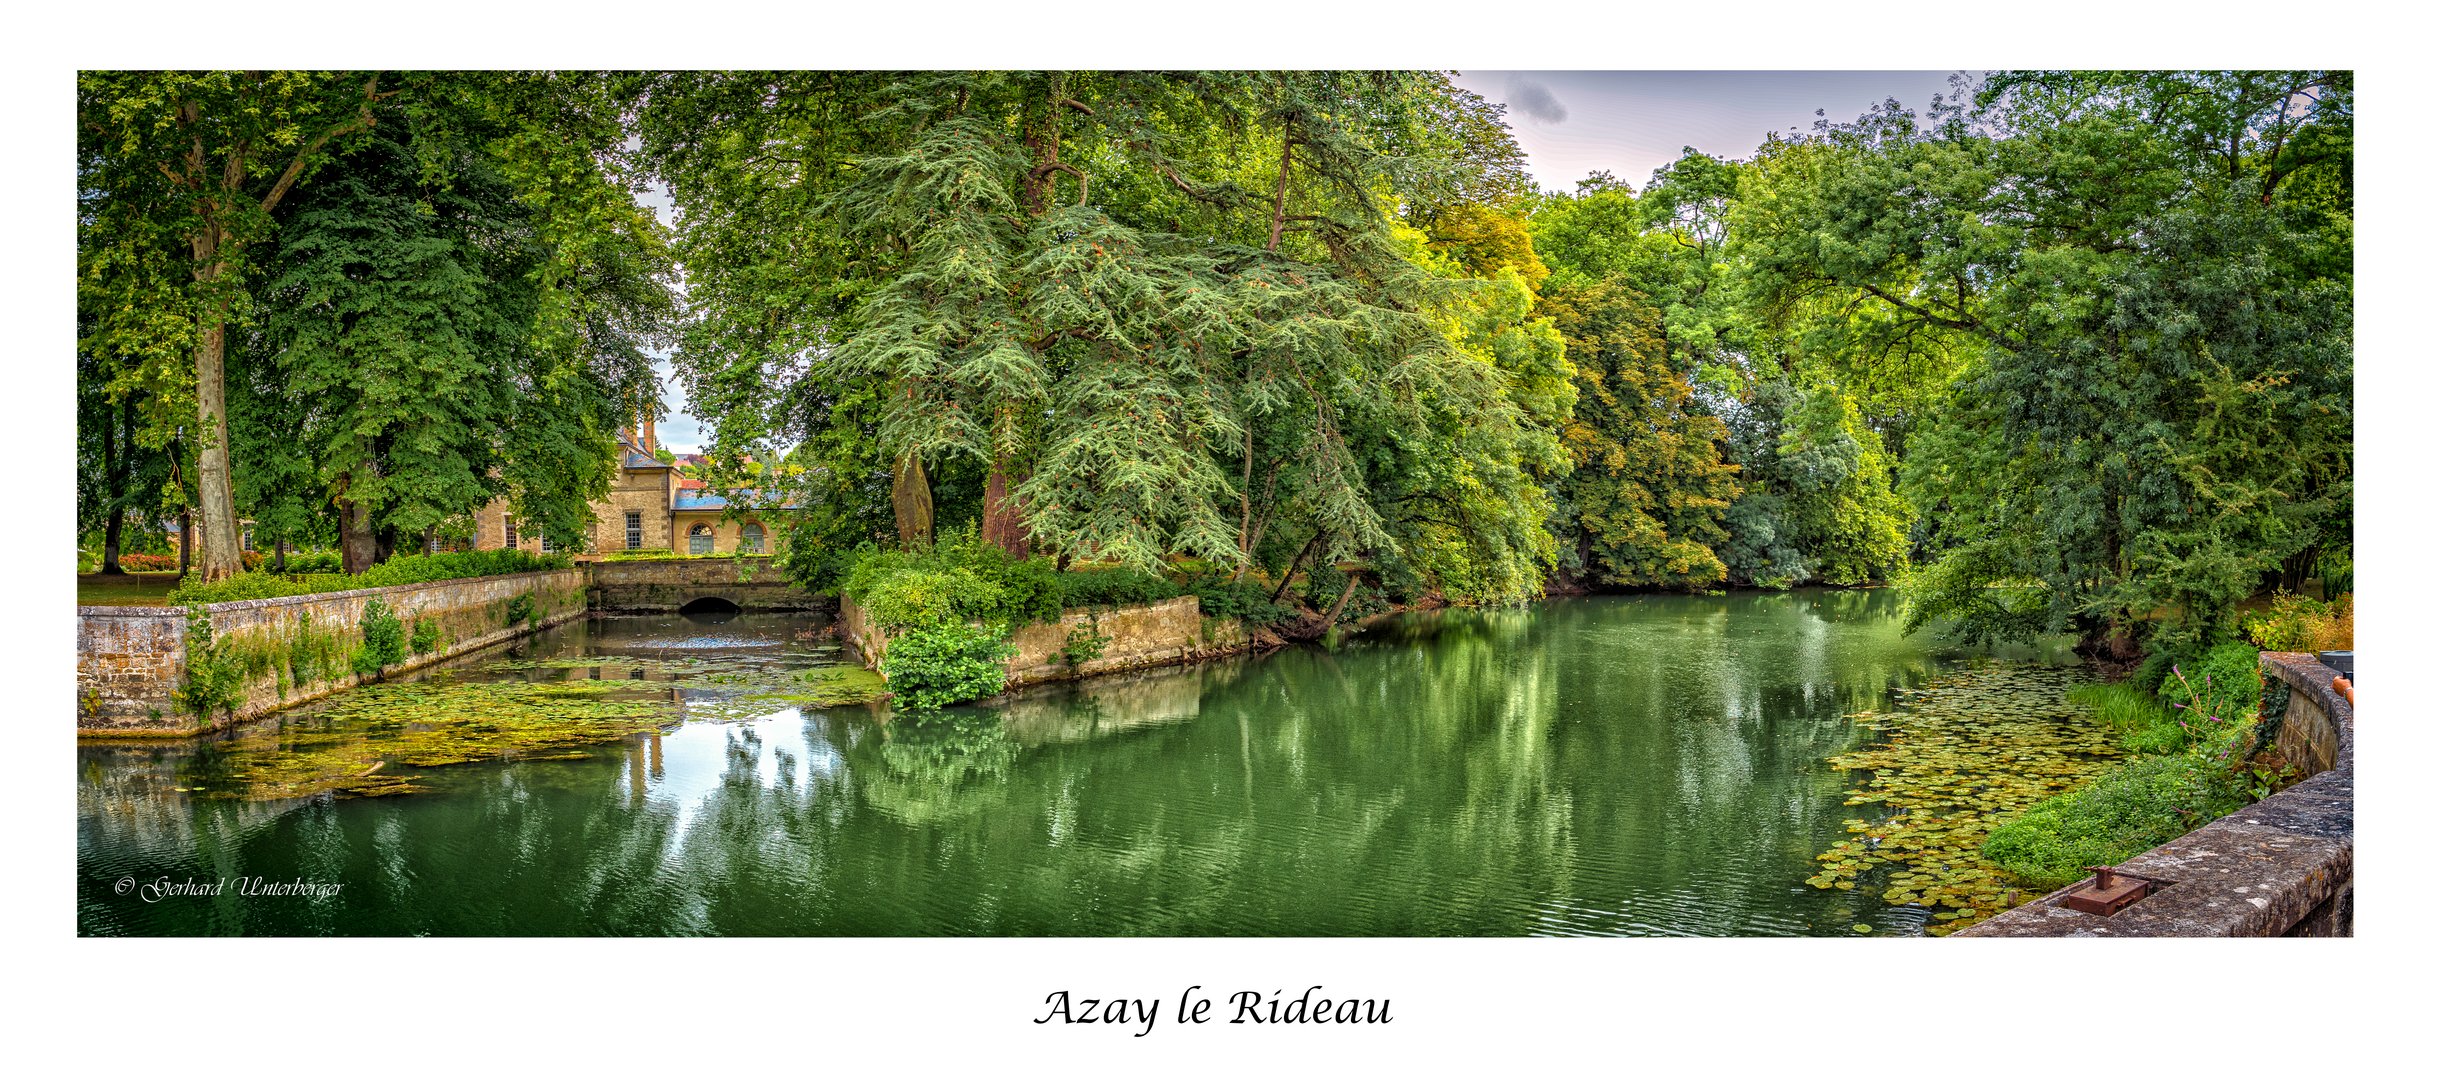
[689,523,714,555]
[740,522,764,554]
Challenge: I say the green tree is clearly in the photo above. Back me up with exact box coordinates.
[79,72,389,581]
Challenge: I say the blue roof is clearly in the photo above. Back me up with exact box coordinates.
[673,491,801,511]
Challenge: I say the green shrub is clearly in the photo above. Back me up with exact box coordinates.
[283,550,344,574]
[409,617,442,655]
[1982,753,2249,889]
[352,598,405,677]
[172,605,248,722]
[840,527,1062,628]
[354,550,570,589]
[1190,579,1298,628]
[881,622,1017,711]
[1058,567,1183,609]
[504,592,536,628]
[167,550,567,604]
[858,566,1005,630]
[2243,592,2350,653]
[1059,624,1110,667]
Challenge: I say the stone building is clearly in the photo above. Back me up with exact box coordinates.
[471,417,785,558]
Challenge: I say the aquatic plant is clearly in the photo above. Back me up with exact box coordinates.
[1807,664,2121,933]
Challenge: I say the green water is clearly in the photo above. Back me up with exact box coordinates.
[77,590,2076,936]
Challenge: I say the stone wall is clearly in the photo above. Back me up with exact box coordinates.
[77,569,588,737]
[587,556,828,614]
[1958,651,2353,937]
[838,594,1249,692]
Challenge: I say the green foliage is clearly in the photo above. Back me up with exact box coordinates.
[283,550,343,574]
[504,593,536,628]
[638,71,1567,603]
[354,550,571,589]
[1059,624,1111,668]
[880,622,1017,711]
[2159,643,2264,763]
[352,598,405,677]
[1189,579,1298,628]
[840,527,1062,630]
[2242,592,2351,653]
[1533,275,1739,589]
[1058,567,1183,610]
[409,617,442,656]
[172,605,249,722]
[285,614,351,689]
[2068,681,2191,756]
[1794,74,2353,647]
[1982,753,2249,889]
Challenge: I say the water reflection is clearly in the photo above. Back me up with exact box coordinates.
[79,590,2079,936]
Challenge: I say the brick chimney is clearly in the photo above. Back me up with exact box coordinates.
[642,416,657,455]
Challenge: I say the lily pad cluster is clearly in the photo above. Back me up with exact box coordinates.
[1805,663,2121,935]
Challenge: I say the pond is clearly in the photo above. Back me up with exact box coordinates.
[77,590,2094,936]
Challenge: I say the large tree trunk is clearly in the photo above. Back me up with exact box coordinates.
[981,456,1031,559]
[891,452,934,547]
[336,480,379,575]
[273,537,287,574]
[100,398,127,575]
[102,508,124,576]
[188,232,245,582]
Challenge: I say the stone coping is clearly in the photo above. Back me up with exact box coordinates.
[1958,652,2353,937]
[76,567,579,618]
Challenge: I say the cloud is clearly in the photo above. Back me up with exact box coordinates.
[1505,76,1568,124]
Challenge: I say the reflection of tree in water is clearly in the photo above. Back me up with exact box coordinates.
[853,713,1018,826]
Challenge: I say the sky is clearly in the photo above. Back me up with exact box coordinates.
[651,71,1970,454]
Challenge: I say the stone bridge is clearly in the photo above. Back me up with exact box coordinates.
[585,556,832,616]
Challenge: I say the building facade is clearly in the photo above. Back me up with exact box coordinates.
[471,418,782,559]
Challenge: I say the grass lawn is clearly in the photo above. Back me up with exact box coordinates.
[78,572,181,607]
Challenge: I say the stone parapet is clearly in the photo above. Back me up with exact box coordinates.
[838,594,1249,692]
[77,569,588,737]
[586,556,829,613]
[1959,651,2354,937]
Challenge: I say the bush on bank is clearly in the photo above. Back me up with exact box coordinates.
[1985,638,2278,888]
[838,528,1305,711]
[166,550,572,604]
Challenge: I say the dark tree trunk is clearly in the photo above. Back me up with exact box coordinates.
[981,456,1031,559]
[102,508,124,576]
[100,397,127,574]
[337,487,378,575]
[273,537,287,574]
[176,511,192,576]
[891,452,934,548]
[1319,565,1364,628]
[1270,533,1320,604]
